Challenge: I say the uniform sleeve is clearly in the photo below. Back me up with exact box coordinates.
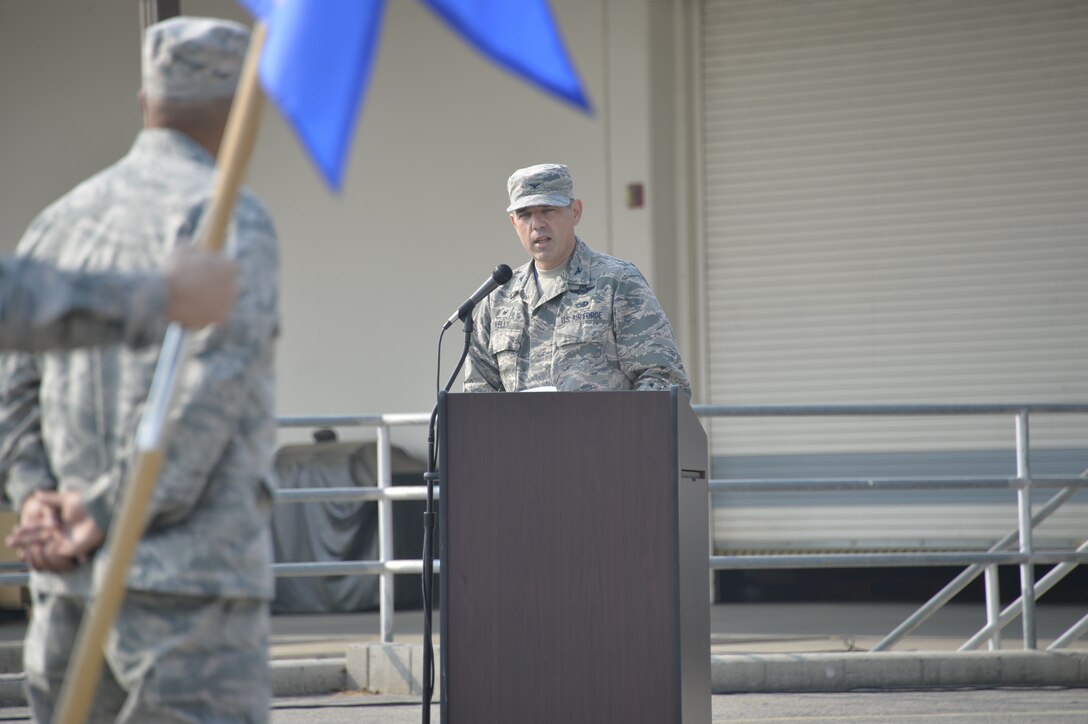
[613,268,692,395]
[81,206,279,532]
[0,256,168,352]
[463,297,504,392]
[0,350,56,508]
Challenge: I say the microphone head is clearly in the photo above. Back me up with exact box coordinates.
[492,264,514,285]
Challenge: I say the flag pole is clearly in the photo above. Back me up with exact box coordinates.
[51,22,268,724]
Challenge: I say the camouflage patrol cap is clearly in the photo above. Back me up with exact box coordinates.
[142,16,250,101]
[506,163,575,212]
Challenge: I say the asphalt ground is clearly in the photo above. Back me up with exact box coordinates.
[0,602,1084,722]
[3,688,1082,723]
[0,601,1079,656]
[272,688,1088,723]
[264,601,1088,659]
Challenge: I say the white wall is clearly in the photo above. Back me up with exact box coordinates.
[0,0,686,460]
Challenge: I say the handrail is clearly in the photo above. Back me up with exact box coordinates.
[872,485,1080,651]
[710,477,1088,492]
[699,403,1087,651]
[2,403,1083,652]
[259,402,1088,651]
[695,402,1088,415]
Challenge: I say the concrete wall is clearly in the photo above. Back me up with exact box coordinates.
[0,0,693,459]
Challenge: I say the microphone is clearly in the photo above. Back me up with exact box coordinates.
[443,264,513,330]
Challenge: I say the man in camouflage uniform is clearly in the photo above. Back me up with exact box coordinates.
[0,16,279,723]
[464,163,690,394]
[0,246,237,351]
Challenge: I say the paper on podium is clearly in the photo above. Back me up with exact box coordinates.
[521,386,558,392]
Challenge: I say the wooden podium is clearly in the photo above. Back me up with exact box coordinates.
[438,388,710,724]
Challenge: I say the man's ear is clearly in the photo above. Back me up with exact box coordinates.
[571,199,583,225]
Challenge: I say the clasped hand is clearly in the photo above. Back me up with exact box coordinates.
[6,491,105,573]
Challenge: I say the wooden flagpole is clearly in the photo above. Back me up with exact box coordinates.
[52,22,268,724]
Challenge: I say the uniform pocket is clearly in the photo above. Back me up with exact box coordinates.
[554,320,608,371]
[553,314,624,389]
[488,330,522,391]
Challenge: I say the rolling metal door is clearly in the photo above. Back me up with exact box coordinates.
[700,0,1088,550]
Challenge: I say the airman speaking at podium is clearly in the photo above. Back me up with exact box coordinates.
[465,163,691,395]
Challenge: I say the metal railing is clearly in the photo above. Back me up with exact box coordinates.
[275,413,432,645]
[2,404,1085,653]
[701,403,1088,652]
[270,403,1088,652]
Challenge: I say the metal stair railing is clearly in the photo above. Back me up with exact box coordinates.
[1,403,1084,652]
[703,403,1088,652]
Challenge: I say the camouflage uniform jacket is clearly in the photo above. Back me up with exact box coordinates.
[0,256,167,352]
[0,128,279,600]
[464,239,690,394]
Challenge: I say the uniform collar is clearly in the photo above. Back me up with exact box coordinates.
[564,239,593,289]
[130,128,217,167]
[514,238,593,298]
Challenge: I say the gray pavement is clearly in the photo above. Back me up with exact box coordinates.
[3,688,1088,723]
[261,602,1088,699]
[264,601,1088,658]
[263,688,1088,723]
[0,602,1084,720]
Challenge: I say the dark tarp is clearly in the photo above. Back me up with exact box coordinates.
[271,438,428,614]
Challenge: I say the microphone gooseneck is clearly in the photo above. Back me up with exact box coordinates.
[442,263,514,330]
[425,264,511,723]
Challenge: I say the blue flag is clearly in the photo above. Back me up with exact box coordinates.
[239,0,387,190]
[420,0,591,113]
[237,0,590,190]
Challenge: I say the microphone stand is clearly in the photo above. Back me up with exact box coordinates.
[421,312,474,724]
